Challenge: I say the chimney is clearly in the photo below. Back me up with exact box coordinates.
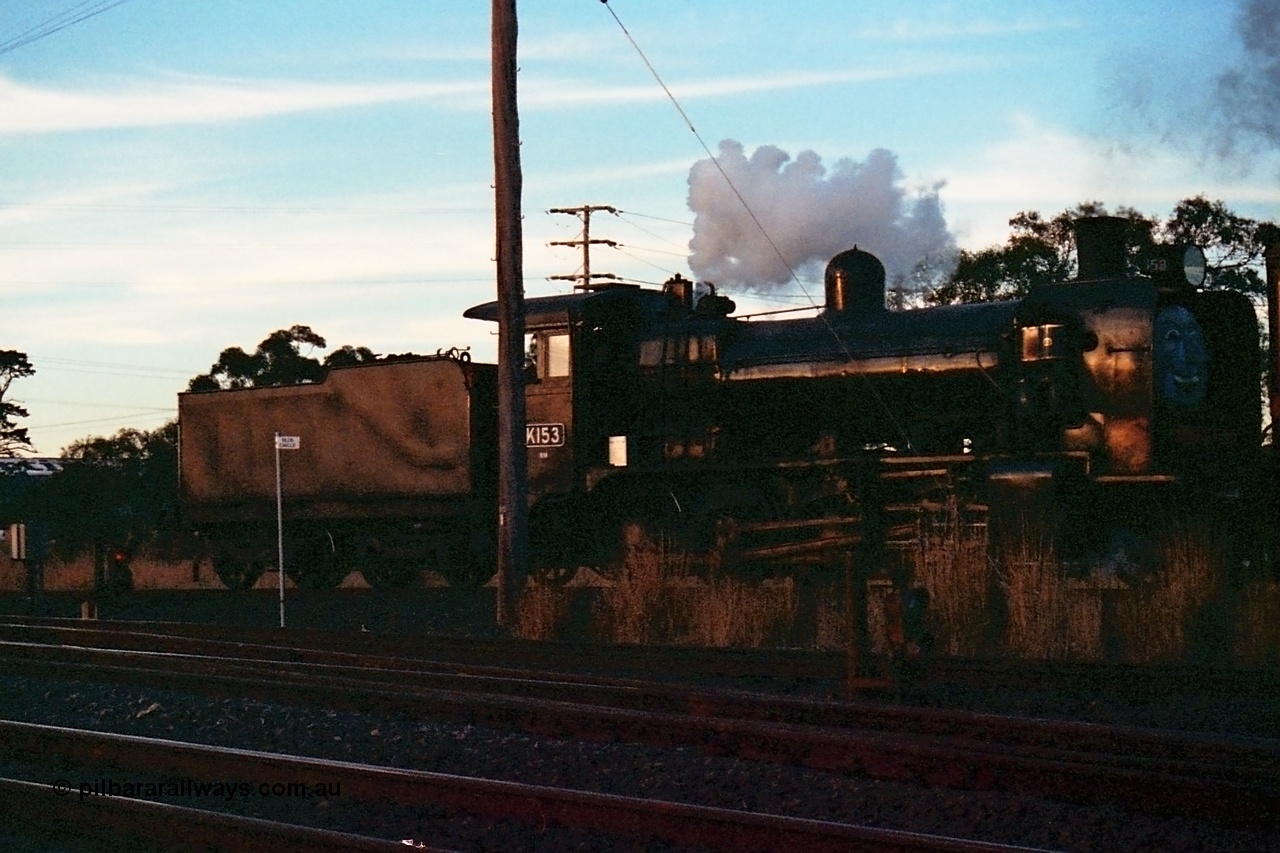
[663,273,693,310]
[1074,216,1130,280]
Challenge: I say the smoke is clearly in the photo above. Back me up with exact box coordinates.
[686,141,956,292]
[1213,0,1280,153]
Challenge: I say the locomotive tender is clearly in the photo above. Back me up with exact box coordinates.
[179,217,1266,590]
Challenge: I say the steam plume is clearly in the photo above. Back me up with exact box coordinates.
[686,141,956,292]
[1215,0,1280,151]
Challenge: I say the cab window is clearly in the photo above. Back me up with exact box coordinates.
[525,331,571,380]
[545,332,570,377]
[639,333,717,367]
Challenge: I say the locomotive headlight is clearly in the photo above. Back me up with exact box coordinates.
[1144,243,1208,288]
[1182,245,1207,287]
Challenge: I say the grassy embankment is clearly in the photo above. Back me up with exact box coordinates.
[516,509,1280,665]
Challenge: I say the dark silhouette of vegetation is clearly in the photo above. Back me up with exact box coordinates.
[186,324,379,392]
[0,349,35,456]
[18,422,180,565]
[927,196,1276,305]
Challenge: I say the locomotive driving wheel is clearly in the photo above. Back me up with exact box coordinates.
[593,485,687,580]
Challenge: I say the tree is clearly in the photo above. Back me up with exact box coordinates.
[0,349,35,456]
[20,421,181,570]
[927,197,1275,305]
[1159,196,1272,295]
[926,237,1071,304]
[186,326,381,392]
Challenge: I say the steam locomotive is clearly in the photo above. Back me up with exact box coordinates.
[179,217,1268,590]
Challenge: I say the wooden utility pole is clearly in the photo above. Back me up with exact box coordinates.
[549,205,620,290]
[492,0,529,628]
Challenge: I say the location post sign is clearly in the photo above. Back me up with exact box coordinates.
[274,434,301,627]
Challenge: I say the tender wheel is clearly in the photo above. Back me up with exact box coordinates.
[361,558,421,589]
[284,526,350,590]
[211,551,265,590]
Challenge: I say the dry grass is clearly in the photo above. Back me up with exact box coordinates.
[515,535,800,647]
[814,583,849,651]
[681,575,796,648]
[1113,527,1222,663]
[602,536,799,647]
[514,579,570,641]
[599,537,675,645]
[998,545,1070,660]
[911,502,991,656]
[1234,581,1280,666]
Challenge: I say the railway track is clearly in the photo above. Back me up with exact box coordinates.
[0,719,1055,853]
[0,617,1276,832]
[5,613,1277,701]
[0,775,418,853]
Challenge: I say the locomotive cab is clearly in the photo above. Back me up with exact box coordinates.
[465,284,691,502]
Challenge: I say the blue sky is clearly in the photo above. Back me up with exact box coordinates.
[2,0,1278,455]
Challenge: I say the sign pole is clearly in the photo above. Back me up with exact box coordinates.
[275,432,285,628]
[273,433,301,628]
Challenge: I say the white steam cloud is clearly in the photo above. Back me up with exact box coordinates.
[686,141,956,292]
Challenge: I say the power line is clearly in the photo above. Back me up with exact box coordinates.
[600,1,916,451]
[30,411,174,431]
[0,0,132,56]
[23,397,176,412]
[616,210,693,227]
[600,2,813,303]
[614,212,690,253]
[31,356,197,380]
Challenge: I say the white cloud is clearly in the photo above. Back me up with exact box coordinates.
[939,114,1280,247]
[521,55,999,110]
[857,15,1081,42]
[0,51,999,136]
[0,73,487,135]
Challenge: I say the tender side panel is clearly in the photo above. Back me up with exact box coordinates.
[179,360,474,508]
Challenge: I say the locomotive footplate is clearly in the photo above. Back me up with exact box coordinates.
[713,514,863,565]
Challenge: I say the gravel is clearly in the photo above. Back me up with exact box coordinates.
[1,673,1277,852]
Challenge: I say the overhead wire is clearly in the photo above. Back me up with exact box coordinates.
[0,0,132,56]
[616,209,693,227]
[599,0,916,450]
[599,0,817,306]
[29,356,201,380]
[30,412,174,431]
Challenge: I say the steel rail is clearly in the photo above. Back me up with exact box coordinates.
[0,719,1054,853]
[4,614,1278,700]
[0,623,1276,782]
[0,640,1276,828]
[0,776,424,853]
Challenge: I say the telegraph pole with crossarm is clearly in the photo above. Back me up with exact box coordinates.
[549,205,621,290]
